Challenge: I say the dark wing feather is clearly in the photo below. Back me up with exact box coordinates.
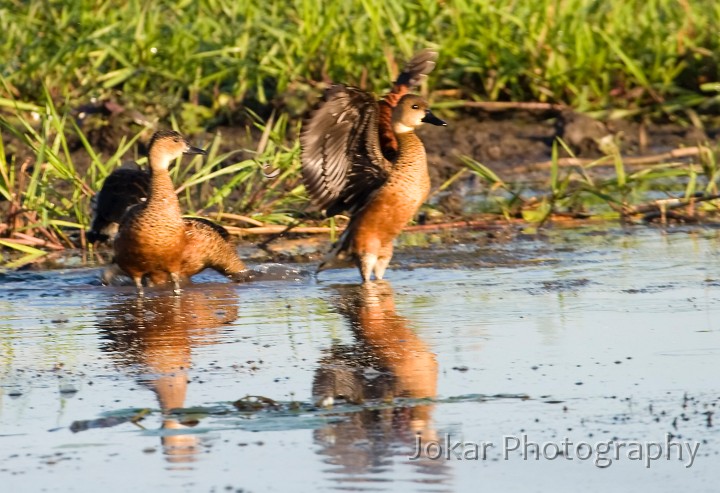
[395,48,438,88]
[301,85,389,217]
[183,217,232,241]
[89,168,150,241]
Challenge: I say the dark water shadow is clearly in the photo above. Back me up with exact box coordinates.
[96,285,240,466]
[313,281,450,488]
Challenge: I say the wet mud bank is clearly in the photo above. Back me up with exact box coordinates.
[422,109,717,173]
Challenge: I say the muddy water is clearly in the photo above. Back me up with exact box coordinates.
[1,227,720,492]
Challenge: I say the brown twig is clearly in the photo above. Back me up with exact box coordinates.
[510,146,709,173]
[228,218,521,237]
[623,194,720,216]
[404,219,513,232]
[52,227,76,249]
[225,225,336,236]
[8,234,64,250]
[461,101,566,112]
[215,213,266,227]
[225,215,603,238]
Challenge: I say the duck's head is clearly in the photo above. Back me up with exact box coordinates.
[392,95,447,134]
[148,130,207,170]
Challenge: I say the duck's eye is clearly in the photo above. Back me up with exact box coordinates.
[411,104,419,109]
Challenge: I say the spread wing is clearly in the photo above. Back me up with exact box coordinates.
[300,85,390,217]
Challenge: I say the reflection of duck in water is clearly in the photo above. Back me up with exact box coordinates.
[92,130,248,293]
[98,286,239,464]
[313,281,444,478]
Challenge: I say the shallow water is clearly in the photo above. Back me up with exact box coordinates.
[2,226,720,492]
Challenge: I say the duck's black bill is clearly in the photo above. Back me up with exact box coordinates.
[422,110,447,126]
[184,146,208,155]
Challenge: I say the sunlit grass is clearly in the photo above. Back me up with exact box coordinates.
[0,87,302,263]
[461,140,720,226]
[1,0,720,264]
[2,0,719,118]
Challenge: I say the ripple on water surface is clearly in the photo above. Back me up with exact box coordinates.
[1,227,720,492]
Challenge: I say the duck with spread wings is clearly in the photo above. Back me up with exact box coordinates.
[301,50,446,282]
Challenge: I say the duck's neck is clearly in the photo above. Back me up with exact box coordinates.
[147,154,182,217]
[394,131,427,170]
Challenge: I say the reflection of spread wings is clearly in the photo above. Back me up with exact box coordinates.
[300,85,390,217]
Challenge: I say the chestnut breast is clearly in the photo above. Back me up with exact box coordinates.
[353,133,430,245]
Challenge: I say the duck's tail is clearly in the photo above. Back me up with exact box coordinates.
[316,225,355,274]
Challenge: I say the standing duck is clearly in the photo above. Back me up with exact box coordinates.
[301,52,446,282]
[108,130,246,294]
[102,214,248,289]
[91,166,247,287]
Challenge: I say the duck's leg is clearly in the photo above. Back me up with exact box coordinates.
[359,253,378,283]
[170,272,182,295]
[373,243,394,280]
[133,276,145,296]
[355,234,381,283]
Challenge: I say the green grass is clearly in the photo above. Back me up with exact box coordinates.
[2,0,719,117]
[0,90,301,264]
[460,140,720,226]
[2,0,720,265]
